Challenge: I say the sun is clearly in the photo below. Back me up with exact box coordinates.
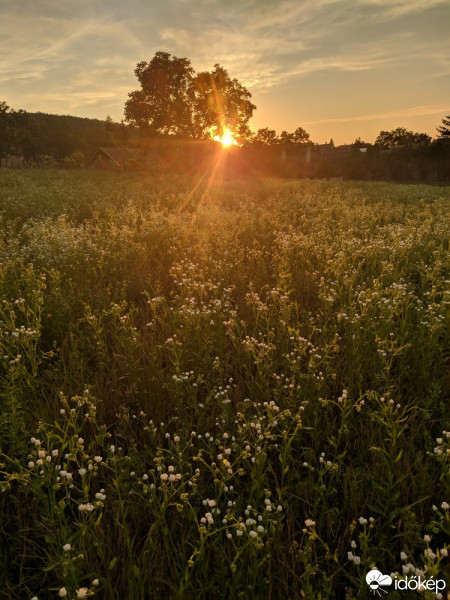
[214,127,238,147]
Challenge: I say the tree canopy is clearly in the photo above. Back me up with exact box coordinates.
[0,102,30,159]
[124,52,256,142]
[279,127,310,145]
[436,115,450,139]
[252,128,279,145]
[375,127,431,149]
[250,126,312,146]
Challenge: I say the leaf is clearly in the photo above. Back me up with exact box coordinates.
[108,557,117,571]
[388,509,400,522]
[368,504,386,516]
[392,473,410,488]
[44,535,56,544]
[133,564,141,577]
[43,560,62,573]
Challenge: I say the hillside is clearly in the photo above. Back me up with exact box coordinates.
[0,106,132,163]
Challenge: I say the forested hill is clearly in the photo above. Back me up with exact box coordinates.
[0,104,132,163]
[26,112,130,158]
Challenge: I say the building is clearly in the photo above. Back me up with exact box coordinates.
[88,147,151,170]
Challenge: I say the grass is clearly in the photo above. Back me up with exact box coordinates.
[0,169,449,599]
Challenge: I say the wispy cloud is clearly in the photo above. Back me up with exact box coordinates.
[21,22,94,63]
[155,0,448,92]
[244,50,396,90]
[303,104,450,125]
[357,0,448,19]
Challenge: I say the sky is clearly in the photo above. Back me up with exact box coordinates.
[1,0,449,145]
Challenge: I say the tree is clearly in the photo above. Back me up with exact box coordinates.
[124,51,256,140]
[279,130,293,144]
[252,128,279,145]
[0,101,30,160]
[279,126,310,145]
[375,127,431,149]
[293,127,310,144]
[352,137,366,147]
[436,115,450,139]
[194,64,256,141]
[104,115,115,132]
[0,102,11,158]
[125,52,195,135]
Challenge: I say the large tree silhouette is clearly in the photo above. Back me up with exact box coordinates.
[124,52,256,141]
[375,127,431,149]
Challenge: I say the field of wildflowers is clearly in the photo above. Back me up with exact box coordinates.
[0,170,448,599]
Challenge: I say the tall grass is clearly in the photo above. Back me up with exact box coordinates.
[0,170,449,599]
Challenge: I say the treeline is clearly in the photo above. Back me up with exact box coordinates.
[206,123,450,183]
[1,98,449,182]
[335,139,450,183]
[0,101,131,166]
[210,140,449,184]
[251,141,450,183]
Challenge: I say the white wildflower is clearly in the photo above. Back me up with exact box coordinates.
[78,503,95,512]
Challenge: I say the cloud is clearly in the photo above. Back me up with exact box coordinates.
[154,0,449,93]
[0,0,448,136]
[21,22,94,63]
[245,0,341,31]
[358,0,448,19]
[246,50,396,90]
[302,104,450,125]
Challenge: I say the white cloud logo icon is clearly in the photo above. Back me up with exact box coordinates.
[366,570,393,595]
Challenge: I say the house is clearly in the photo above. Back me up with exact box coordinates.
[334,144,353,154]
[315,143,353,157]
[88,146,151,170]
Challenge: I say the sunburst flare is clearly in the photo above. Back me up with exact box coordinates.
[214,127,238,147]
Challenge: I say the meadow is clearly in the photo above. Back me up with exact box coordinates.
[0,169,448,599]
